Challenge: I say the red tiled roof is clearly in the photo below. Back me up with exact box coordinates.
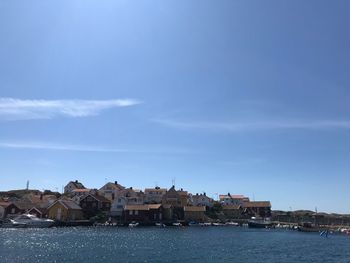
[219,194,247,199]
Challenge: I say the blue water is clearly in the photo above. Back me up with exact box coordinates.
[1,227,349,262]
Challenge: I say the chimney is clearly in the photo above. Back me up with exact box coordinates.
[115,181,118,185]
[75,180,78,183]
[204,192,206,196]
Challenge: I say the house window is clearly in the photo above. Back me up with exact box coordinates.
[129,210,133,215]
[135,210,139,215]
[11,208,15,214]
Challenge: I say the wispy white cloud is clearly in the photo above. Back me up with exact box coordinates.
[152,119,350,132]
[0,98,141,120]
[0,141,193,155]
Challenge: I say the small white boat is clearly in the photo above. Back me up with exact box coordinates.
[172,222,182,227]
[212,222,225,226]
[225,222,239,226]
[14,214,54,228]
[155,222,166,227]
[1,218,27,228]
[128,222,139,228]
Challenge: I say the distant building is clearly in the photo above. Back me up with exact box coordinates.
[13,193,58,218]
[124,188,145,205]
[123,204,163,224]
[183,206,206,222]
[222,205,243,218]
[243,201,271,218]
[190,193,214,208]
[0,201,22,219]
[219,193,250,206]
[71,189,97,204]
[110,187,144,217]
[79,194,111,218]
[47,199,84,221]
[64,180,86,194]
[162,186,188,208]
[144,187,167,204]
[98,181,125,201]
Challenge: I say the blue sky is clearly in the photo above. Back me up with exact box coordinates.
[1,0,350,213]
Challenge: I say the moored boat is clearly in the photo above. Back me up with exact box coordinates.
[248,217,273,228]
[128,222,139,228]
[155,222,166,227]
[0,218,27,228]
[225,222,239,226]
[297,222,327,233]
[13,214,54,228]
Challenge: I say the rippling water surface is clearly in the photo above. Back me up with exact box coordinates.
[1,227,349,262]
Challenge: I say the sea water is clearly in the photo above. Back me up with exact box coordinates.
[1,227,349,262]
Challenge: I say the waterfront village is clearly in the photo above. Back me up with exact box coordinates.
[1,180,350,231]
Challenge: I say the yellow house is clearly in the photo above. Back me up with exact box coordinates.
[162,186,188,208]
[47,199,84,222]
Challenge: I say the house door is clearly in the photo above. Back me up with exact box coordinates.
[56,208,62,220]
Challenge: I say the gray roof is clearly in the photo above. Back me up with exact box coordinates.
[59,199,82,210]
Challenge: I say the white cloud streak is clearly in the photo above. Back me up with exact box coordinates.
[152,119,350,132]
[0,98,141,120]
[0,141,193,155]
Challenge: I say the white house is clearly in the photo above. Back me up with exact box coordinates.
[219,194,250,206]
[190,193,214,207]
[110,187,144,217]
[98,181,125,201]
[64,180,86,194]
[144,187,167,204]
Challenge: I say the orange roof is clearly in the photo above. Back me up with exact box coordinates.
[125,204,162,210]
[222,205,241,210]
[147,204,162,209]
[219,194,247,199]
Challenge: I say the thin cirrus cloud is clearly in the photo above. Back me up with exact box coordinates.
[0,141,194,155]
[152,119,350,132]
[0,98,141,120]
